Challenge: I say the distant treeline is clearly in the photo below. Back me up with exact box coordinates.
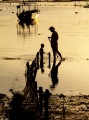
[1,0,87,2]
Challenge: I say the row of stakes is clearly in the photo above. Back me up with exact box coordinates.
[25,52,52,119]
[25,51,66,119]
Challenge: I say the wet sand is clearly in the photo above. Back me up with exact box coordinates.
[48,94,89,120]
[0,93,89,120]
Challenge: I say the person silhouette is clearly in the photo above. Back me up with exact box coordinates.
[48,26,63,62]
[49,60,61,89]
[39,43,45,60]
[39,43,45,73]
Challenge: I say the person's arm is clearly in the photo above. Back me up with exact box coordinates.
[48,37,51,42]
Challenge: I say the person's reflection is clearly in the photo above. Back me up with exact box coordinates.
[40,59,44,73]
[49,60,61,89]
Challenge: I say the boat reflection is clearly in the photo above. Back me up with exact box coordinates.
[17,18,39,37]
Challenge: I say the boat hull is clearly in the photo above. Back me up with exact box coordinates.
[17,9,40,24]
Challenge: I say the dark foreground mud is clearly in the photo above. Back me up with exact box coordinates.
[0,92,89,120]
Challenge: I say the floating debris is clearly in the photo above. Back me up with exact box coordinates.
[2,57,21,60]
[38,33,42,35]
[0,9,3,11]
[75,12,78,14]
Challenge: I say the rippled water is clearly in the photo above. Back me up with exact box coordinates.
[0,2,89,96]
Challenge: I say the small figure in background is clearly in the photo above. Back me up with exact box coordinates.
[39,43,45,73]
[39,43,45,59]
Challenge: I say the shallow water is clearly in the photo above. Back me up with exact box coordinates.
[0,2,89,96]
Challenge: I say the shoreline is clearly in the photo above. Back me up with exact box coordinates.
[0,1,87,6]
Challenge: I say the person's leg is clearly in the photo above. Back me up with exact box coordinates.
[53,50,56,62]
[51,45,56,61]
[56,44,62,59]
[56,50,62,59]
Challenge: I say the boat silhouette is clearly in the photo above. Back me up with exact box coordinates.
[16,3,40,24]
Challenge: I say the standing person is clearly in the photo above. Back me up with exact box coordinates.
[39,43,45,60]
[48,26,63,61]
[39,43,45,73]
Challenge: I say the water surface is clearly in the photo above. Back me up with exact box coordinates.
[0,2,89,96]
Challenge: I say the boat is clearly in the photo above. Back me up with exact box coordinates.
[84,4,89,8]
[83,0,89,8]
[16,3,40,24]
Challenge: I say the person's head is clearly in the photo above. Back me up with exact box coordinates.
[48,26,55,32]
[41,43,44,48]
